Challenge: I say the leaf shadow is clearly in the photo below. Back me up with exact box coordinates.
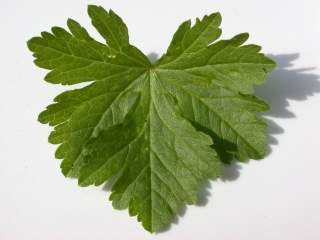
[101,52,320,233]
[257,53,320,118]
[257,53,320,154]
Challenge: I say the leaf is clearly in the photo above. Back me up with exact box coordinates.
[27,5,276,232]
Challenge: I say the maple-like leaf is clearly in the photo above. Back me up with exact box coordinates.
[27,5,275,232]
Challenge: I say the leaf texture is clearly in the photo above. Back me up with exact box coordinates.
[27,5,276,232]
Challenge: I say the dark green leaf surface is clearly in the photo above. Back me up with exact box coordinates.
[27,5,275,232]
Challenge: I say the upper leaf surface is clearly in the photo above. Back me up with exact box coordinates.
[88,5,129,50]
[28,5,275,232]
[156,16,275,161]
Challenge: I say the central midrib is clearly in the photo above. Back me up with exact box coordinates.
[149,70,156,231]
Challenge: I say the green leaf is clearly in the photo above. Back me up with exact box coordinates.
[27,5,276,232]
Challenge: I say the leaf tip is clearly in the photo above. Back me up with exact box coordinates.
[26,38,33,50]
[87,4,105,16]
[209,12,222,25]
[38,111,47,124]
[66,18,76,26]
[87,4,98,11]
[26,37,39,51]
[231,32,250,46]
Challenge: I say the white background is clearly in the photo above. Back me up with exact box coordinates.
[1,0,320,239]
